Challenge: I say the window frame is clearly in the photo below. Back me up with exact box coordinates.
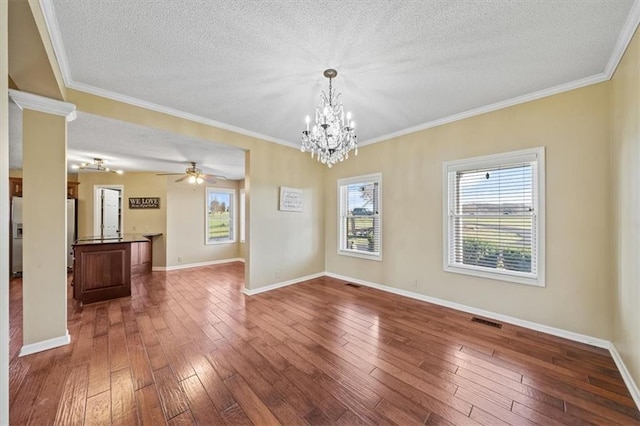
[442,147,545,287]
[337,173,383,261]
[205,187,236,245]
[239,189,246,243]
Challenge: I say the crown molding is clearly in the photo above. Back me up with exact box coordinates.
[8,89,76,122]
[605,0,640,78]
[39,0,73,87]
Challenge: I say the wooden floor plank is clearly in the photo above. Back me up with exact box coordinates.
[135,384,167,425]
[85,390,112,426]
[54,363,90,425]
[111,367,138,425]
[153,365,190,420]
[223,373,281,425]
[7,263,639,425]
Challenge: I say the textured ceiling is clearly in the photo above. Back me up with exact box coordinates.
[9,100,246,179]
[11,0,636,174]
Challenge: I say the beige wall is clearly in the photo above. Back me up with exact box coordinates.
[611,28,640,389]
[22,109,68,345]
[325,82,612,339]
[247,142,325,289]
[166,178,240,267]
[77,172,168,267]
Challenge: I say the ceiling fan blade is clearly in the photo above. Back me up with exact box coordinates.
[203,176,218,184]
[175,175,188,183]
[156,173,184,176]
[204,174,227,181]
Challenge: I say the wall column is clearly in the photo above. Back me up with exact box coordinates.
[1,0,11,422]
[8,90,76,356]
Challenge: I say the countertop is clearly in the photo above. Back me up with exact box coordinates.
[74,233,153,246]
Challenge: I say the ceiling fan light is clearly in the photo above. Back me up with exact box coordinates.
[71,164,79,170]
[188,175,196,184]
[115,170,124,175]
[196,177,204,184]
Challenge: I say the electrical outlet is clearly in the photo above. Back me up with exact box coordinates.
[178,256,183,263]
[410,279,418,288]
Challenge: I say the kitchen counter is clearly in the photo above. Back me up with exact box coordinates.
[73,233,152,246]
[72,233,161,304]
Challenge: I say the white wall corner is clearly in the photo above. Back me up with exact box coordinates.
[8,89,76,122]
[19,330,70,357]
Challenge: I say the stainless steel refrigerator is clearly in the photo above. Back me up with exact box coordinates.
[11,197,77,276]
[11,197,23,276]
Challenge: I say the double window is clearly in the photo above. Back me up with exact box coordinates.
[206,188,235,244]
[443,147,545,286]
[338,173,382,261]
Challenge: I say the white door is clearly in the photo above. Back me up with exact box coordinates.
[102,188,120,237]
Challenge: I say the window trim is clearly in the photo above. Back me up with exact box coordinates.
[205,187,236,245]
[442,147,545,287]
[239,189,246,243]
[337,173,383,261]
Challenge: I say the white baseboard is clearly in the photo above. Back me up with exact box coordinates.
[153,257,244,271]
[325,272,609,348]
[609,343,640,409]
[243,272,325,296]
[19,330,70,357]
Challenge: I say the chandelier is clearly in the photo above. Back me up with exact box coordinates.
[301,69,357,168]
[71,158,123,174]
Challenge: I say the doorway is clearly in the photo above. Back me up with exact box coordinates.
[94,185,123,237]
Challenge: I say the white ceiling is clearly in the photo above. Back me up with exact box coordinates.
[10,1,640,174]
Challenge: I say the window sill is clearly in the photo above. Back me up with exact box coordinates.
[444,264,544,287]
[206,239,236,246]
[338,249,382,262]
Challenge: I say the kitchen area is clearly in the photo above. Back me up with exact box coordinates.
[9,176,79,277]
[9,174,164,305]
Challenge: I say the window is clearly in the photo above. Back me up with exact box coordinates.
[239,189,246,242]
[338,173,382,261]
[206,188,235,244]
[443,147,545,286]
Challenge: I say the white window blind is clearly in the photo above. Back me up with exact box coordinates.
[444,148,545,286]
[338,174,382,261]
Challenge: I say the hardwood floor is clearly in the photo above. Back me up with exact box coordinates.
[8,262,640,425]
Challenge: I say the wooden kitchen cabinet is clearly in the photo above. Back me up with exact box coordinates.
[131,241,152,276]
[8,177,79,199]
[9,177,22,197]
[67,182,79,199]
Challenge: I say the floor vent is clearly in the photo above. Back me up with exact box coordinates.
[345,283,361,288]
[471,317,503,329]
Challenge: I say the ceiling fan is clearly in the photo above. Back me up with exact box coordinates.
[157,161,227,184]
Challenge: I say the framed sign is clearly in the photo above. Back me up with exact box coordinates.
[129,197,160,209]
[279,186,303,212]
